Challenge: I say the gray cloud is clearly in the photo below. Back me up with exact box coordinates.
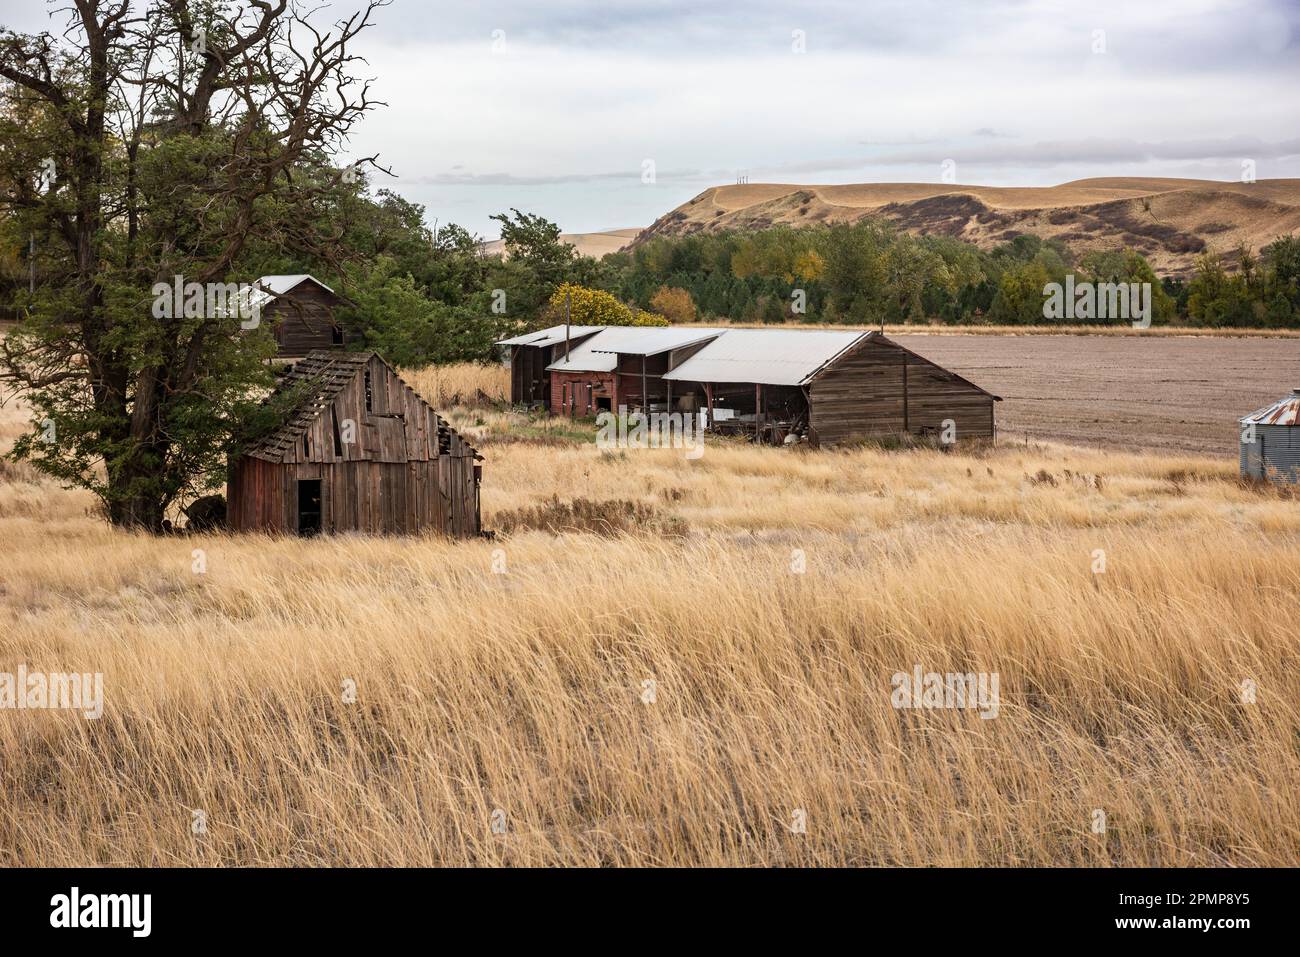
[394,134,1300,189]
[5,0,1296,236]
[862,136,1300,168]
[398,167,707,187]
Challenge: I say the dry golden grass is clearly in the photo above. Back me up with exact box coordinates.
[0,378,1297,866]
[398,362,509,408]
[699,177,1300,213]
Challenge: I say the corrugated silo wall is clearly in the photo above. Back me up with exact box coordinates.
[1240,435,1262,478]
[1242,425,1300,482]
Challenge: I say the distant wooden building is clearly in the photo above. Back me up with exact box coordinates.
[661,328,1000,444]
[251,274,352,358]
[543,326,722,417]
[228,351,481,537]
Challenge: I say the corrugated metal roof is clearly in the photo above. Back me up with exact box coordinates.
[496,324,605,347]
[590,328,724,355]
[504,324,993,391]
[662,329,870,385]
[1242,390,1300,426]
[259,274,334,296]
[523,326,605,348]
[544,327,655,372]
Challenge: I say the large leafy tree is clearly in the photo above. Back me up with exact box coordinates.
[490,207,576,288]
[0,0,387,530]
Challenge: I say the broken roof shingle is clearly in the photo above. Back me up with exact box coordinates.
[242,351,374,462]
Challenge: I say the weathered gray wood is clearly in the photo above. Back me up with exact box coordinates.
[262,280,348,357]
[228,352,482,537]
[809,336,996,445]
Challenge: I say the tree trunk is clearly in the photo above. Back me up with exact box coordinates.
[108,488,166,532]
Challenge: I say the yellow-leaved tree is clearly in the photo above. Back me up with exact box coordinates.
[649,285,697,324]
[546,283,668,326]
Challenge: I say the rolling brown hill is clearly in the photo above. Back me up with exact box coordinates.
[480,227,641,259]
[635,178,1300,276]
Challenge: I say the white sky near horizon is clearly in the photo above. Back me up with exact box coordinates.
[2,0,1298,240]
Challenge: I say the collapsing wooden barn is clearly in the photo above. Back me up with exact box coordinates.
[228,351,481,537]
[499,326,1000,445]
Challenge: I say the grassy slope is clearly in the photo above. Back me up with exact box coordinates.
[641,177,1300,278]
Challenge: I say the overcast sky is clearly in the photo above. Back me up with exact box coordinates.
[4,0,1298,238]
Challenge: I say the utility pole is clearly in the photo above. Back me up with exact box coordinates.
[564,286,571,362]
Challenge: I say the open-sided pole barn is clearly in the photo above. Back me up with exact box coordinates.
[495,326,999,446]
[632,328,1000,445]
[539,326,726,416]
[228,351,482,537]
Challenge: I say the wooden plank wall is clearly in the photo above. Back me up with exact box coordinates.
[511,345,550,405]
[510,346,525,404]
[613,353,672,410]
[228,455,294,532]
[267,283,346,357]
[550,370,614,415]
[229,356,480,537]
[809,337,994,445]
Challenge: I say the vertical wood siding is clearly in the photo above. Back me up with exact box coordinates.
[265,282,347,357]
[549,370,615,415]
[809,336,995,445]
[229,355,480,537]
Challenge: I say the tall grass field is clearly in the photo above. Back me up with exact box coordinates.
[0,364,1296,866]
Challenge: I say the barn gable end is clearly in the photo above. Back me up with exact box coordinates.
[808,335,998,444]
[251,275,352,358]
[228,351,481,537]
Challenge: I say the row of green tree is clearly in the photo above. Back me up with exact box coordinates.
[325,201,667,367]
[603,224,1300,329]
[305,205,1300,346]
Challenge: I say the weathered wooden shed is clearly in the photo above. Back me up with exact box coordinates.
[496,325,999,445]
[498,324,605,407]
[806,332,999,444]
[228,351,482,537]
[251,274,353,358]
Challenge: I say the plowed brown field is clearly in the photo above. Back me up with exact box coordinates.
[892,333,1300,455]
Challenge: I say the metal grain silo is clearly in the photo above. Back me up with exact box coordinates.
[1240,390,1300,483]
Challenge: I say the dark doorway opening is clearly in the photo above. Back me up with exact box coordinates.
[297,479,322,536]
